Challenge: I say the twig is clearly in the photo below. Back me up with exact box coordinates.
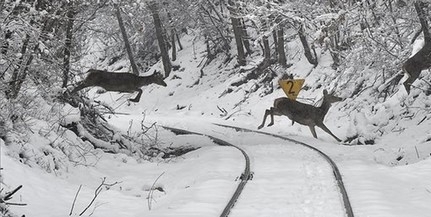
[1,185,23,202]
[415,146,420,159]
[147,172,165,211]
[4,202,27,206]
[79,178,120,216]
[69,185,82,216]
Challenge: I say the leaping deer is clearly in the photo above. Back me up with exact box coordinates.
[258,89,343,142]
[71,69,167,102]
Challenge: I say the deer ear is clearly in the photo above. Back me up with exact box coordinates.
[323,89,328,95]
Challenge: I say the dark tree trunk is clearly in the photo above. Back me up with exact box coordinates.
[230,16,246,66]
[149,1,172,77]
[62,1,75,88]
[115,4,139,75]
[262,20,270,61]
[171,29,177,61]
[6,34,31,99]
[227,0,246,66]
[277,27,287,66]
[176,32,183,50]
[415,1,431,43]
[240,18,252,55]
[298,24,318,66]
[167,12,177,61]
[272,29,278,60]
[205,35,212,59]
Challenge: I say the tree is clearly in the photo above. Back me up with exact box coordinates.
[62,1,76,87]
[227,0,246,66]
[115,3,140,75]
[149,1,172,77]
[298,23,318,67]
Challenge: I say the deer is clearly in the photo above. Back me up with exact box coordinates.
[258,89,343,142]
[402,41,431,94]
[401,1,431,94]
[70,69,167,102]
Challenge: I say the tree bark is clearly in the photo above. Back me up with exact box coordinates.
[6,34,31,99]
[62,1,75,88]
[176,32,183,50]
[167,11,177,61]
[298,24,318,66]
[262,19,270,61]
[240,18,252,55]
[171,29,177,61]
[272,29,278,60]
[149,1,172,77]
[277,27,287,66]
[414,1,431,43]
[115,4,139,75]
[227,0,246,66]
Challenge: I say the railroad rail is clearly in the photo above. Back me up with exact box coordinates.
[213,123,355,217]
[161,126,251,217]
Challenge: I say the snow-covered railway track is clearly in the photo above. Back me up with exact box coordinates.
[213,123,354,217]
[162,126,251,217]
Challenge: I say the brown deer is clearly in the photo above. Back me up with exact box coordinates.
[71,69,167,102]
[402,42,431,94]
[258,89,343,142]
[402,1,431,94]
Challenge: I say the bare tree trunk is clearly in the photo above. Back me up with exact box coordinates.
[115,4,139,75]
[171,30,177,61]
[414,1,431,43]
[240,18,252,55]
[227,0,246,66]
[62,1,75,88]
[149,1,172,77]
[176,33,183,50]
[262,19,270,61]
[277,27,287,67]
[272,29,278,60]
[6,34,31,99]
[205,34,213,59]
[298,24,318,66]
[167,11,177,61]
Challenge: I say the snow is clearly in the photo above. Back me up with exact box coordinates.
[2,27,431,217]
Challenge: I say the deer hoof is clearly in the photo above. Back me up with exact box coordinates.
[257,125,263,130]
[267,123,274,127]
[128,98,139,103]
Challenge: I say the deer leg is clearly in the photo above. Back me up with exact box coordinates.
[317,123,341,142]
[309,126,318,139]
[403,69,421,94]
[129,89,143,102]
[268,107,280,127]
[258,108,271,129]
[71,82,90,94]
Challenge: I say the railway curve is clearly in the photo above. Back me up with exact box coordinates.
[213,123,354,217]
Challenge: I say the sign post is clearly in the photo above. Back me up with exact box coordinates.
[278,79,305,100]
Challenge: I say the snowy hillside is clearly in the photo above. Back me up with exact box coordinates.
[2,28,431,217]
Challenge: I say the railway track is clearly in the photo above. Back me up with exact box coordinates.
[162,126,251,217]
[162,124,354,217]
[213,123,354,217]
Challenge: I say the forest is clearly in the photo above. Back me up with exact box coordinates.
[1,0,431,216]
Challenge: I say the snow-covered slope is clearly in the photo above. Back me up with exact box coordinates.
[3,32,431,217]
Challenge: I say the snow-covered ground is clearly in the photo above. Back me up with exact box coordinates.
[3,33,431,217]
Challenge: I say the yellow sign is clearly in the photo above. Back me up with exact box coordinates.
[278,79,305,100]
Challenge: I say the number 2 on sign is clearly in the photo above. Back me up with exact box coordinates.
[285,80,296,94]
